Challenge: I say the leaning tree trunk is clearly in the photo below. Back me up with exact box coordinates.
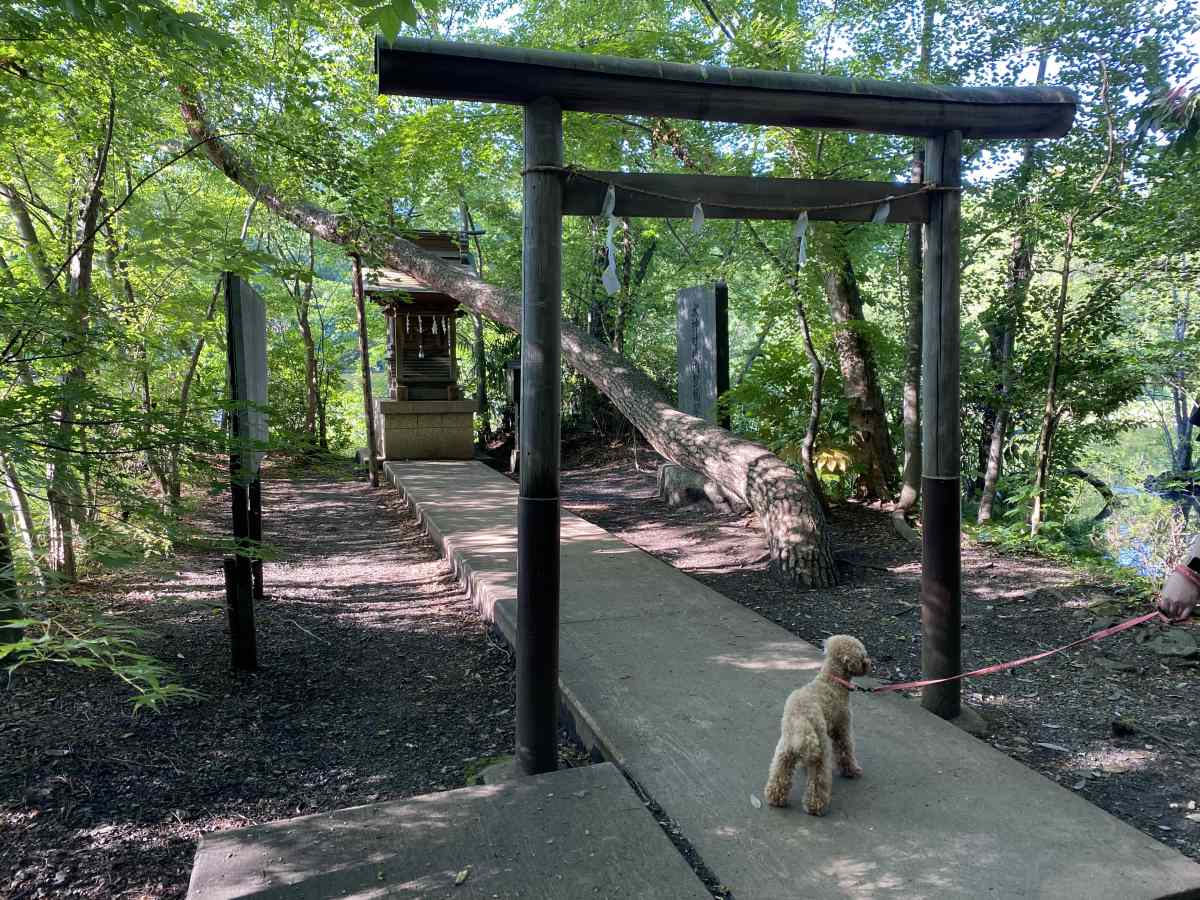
[179,88,838,586]
[823,248,898,500]
[1064,467,1115,521]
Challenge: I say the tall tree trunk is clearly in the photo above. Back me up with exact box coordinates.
[0,507,22,646]
[169,196,258,505]
[457,194,491,440]
[1,452,44,588]
[296,235,319,441]
[1029,62,1117,534]
[1170,285,1193,472]
[744,221,827,508]
[0,183,59,292]
[795,299,827,509]
[581,222,611,430]
[180,88,837,585]
[48,98,115,579]
[898,150,924,516]
[101,216,171,499]
[1029,214,1076,534]
[737,313,775,387]
[977,52,1048,523]
[824,247,898,499]
[351,254,380,487]
[897,0,936,517]
[615,232,656,359]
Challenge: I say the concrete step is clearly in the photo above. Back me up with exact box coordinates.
[187,762,710,899]
[383,459,1200,900]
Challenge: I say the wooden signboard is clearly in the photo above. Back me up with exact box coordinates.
[224,273,268,671]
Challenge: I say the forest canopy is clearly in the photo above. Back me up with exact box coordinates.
[2,0,1199,697]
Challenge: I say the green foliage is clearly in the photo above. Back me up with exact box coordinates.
[1,0,1198,705]
[2,606,203,712]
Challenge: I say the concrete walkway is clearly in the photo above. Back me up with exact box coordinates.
[382,461,1200,900]
[189,762,710,899]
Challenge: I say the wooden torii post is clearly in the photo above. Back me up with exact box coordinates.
[376,37,1076,774]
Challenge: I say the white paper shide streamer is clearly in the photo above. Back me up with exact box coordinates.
[871,200,891,224]
[793,210,809,268]
[691,201,705,235]
[601,184,620,296]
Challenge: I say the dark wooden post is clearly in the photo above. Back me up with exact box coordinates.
[351,255,380,488]
[516,96,562,776]
[715,280,730,429]
[920,131,962,719]
[224,272,259,671]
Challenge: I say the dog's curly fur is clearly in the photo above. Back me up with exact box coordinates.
[763,635,870,815]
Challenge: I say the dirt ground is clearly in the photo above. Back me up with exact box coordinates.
[4,449,1198,898]
[559,447,1200,864]
[0,461,587,900]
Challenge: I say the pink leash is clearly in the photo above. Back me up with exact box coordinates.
[831,608,1171,694]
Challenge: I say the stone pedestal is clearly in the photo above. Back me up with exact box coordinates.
[656,463,747,514]
[375,399,476,460]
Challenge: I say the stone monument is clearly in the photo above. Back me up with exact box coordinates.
[676,281,729,426]
[661,281,744,512]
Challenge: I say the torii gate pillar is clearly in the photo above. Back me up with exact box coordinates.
[516,97,563,775]
[920,130,963,719]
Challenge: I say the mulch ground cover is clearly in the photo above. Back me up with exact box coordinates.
[558,446,1200,864]
[1,461,550,899]
[6,448,1198,897]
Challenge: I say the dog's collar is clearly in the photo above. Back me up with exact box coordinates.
[824,673,868,693]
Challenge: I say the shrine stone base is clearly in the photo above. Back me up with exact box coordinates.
[375,398,476,460]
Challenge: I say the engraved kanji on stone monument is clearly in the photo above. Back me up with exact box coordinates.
[676,282,729,425]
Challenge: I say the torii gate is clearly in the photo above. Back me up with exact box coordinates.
[376,37,1076,775]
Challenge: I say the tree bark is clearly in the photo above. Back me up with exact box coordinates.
[351,254,380,487]
[101,215,171,500]
[0,452,44,588]
[795,298,827,509]
[1170,285,1193,472]
[1029,214,1075,534]
[897,150,924,517]
[823,247,898,499]
[897,0,935,518]
[179,88,838,586]
[0,182,60,293]
[170,196,258,505]
[1064,466,1115,521]
[0,506,22,646]
[1029,63,1117,535]
[743,221,828,509]
[614,224,655,358]
[47,99,114,579]
[296,235,319,441]
[457,194,491,440]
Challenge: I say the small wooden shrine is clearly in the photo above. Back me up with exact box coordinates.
[366,230,477,460]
